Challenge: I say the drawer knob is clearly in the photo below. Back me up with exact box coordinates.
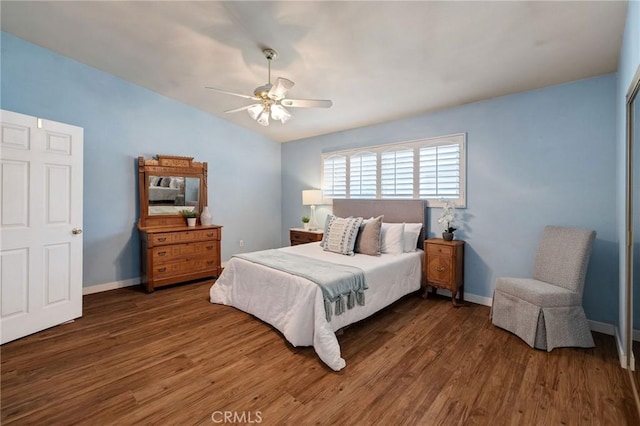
[158,267,166,272]
[207,233,214,237]
[206,245,213,250]
[207,260,214,265]
[435,266,445,272]
[158,251,166,256]
[158,237,167,242]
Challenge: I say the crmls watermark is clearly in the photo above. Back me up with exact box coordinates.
[211,411,262,424]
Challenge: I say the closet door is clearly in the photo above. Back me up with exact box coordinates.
[0,110,84,344]
[633,82,640,387]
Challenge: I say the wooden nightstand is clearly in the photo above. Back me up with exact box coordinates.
[423,238,465,307]
[290,228,324,246]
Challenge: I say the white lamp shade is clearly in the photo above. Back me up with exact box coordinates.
[256,109,270,126]
[247,104,263,120]
[302,189,324,206]
[271,104,291,123]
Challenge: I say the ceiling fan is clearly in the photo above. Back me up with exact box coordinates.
[206,48,332,126]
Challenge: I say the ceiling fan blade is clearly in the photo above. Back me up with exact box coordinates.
[281,99,333,108]
[205,87,260,101]
[268,78,295,101]
[224,104,255,114]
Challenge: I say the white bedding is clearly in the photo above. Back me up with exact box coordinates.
[148,185,180,202]
[209,242,422,370]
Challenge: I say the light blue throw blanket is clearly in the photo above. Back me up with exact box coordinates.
[233,250,367,322]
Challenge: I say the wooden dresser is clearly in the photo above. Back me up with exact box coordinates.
[139,224,222,292]
[137,155,222,292]
[423,238,465,306]
[290,228,324,246]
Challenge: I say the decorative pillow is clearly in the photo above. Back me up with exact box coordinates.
[169,177,184,189]
[380,222,405,255]
[149,176,161,186]
[403,223,423,252]
[355,215,383,256]
[323,216,364,256]
[320,214,337,248]
[160,177,171,187]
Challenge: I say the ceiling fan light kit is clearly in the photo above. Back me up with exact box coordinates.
[206,48,332,126]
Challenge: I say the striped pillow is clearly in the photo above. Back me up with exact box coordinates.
[323,216,363,256]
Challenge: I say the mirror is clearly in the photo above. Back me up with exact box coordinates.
[137,155,208,229]
[631,69,640,392]
[147,175,200,215]
[626,64,640,402]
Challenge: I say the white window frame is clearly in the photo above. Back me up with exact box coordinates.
[321,133,466,208]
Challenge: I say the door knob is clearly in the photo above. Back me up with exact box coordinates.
[72,228,83,235]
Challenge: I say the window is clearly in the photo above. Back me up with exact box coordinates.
[419,143,461,199]
[321,133,466,207]
[322,155,347,198]
[349,152,376,198]
[381,148,413,198]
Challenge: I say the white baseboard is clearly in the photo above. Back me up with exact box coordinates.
[589,319,616,336]
[463,293,493,307]
[432,288,493,307]
[83,277,140,295]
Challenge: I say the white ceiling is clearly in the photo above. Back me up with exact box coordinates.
[1,1,628,143]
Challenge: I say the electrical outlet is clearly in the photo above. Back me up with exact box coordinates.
[239,239,244,247]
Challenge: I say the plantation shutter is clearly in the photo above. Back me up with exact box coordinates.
[320,133,465,207]
[323,155,347,198]
[419,144,460,199]
[350,152,377,198]
[381,148,413,198]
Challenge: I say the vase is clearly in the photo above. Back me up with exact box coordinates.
[442,232,454,241]
[187,217,196,227]
[303,223,310,230]
[201,206,212,226]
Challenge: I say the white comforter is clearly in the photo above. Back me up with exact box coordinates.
[209,243,422,370]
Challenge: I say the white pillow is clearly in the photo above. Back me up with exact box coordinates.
[380,223,405,254]
[403,223,423,252]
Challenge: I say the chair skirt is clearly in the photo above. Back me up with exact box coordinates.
[491,290,595,351]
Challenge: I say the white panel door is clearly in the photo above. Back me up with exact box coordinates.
[0,110,83,344]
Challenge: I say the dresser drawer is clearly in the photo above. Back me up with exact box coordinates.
[152,242,218,262]
[427,244,454,257]
[153,257,218,279]
[290,230,324,245]
[151,228,221,246]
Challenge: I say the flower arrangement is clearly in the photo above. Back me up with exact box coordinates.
[301,216,310,224]
[438,199,457,234]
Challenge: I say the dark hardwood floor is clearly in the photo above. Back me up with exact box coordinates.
[1,280,637,425]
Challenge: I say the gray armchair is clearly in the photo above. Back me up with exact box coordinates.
[491,226,596,351]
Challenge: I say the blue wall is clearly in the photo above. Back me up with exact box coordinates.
[0,31,623,325]
[0,32,283,288]
[282,75,618,324]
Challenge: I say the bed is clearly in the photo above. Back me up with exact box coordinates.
[148,176,184,203]
[148,185,180,202]
[209,199,426,371]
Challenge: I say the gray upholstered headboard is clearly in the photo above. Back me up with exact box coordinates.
[332,199,427,250]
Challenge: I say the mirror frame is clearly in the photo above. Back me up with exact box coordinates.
[137,155,208,228]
